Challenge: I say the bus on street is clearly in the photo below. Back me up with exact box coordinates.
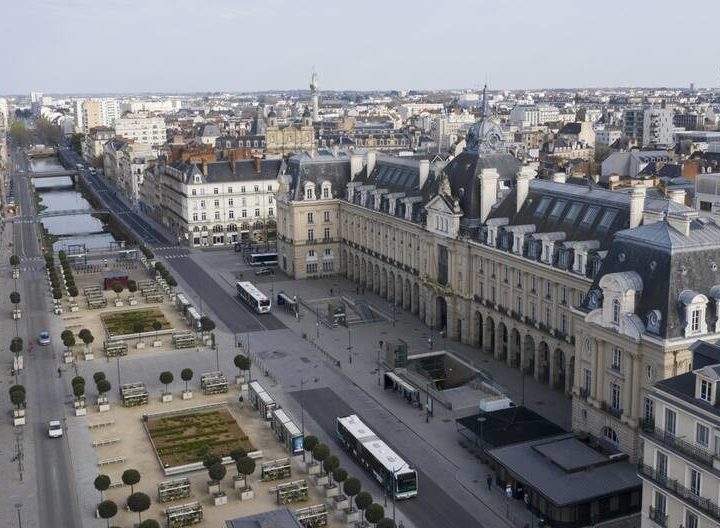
[336,414,418,499]
[248,252,278,267]
[236,281,271,313]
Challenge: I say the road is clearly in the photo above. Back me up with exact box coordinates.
[58,146,286,332]
[295,387,483,528]
[11,146,83,528]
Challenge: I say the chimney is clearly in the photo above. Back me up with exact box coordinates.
[629,185,646,229]
[552,172,566,184]
[201,160,208,176]
[643,210,664,225]
[254,157,261,174]
[667,211,697,237]
[516,165,535,213]
[366,151,377,176]
[350,153,363,180]
[667,189,686,205]
[418,160,430,189]
[479,168,499,223]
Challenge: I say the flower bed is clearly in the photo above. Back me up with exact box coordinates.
[101,308,171,337]
[147,408,255,467]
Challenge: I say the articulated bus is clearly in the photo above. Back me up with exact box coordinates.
[248,252,278,267]
[336,414,418,499]
[236,281,271,313]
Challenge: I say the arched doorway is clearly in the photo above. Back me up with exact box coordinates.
[366,262,373,290]
[360,259,367,287]
[373,264,380,294]
[510,328,522,368]
[380,268,388,298]
[497,322,508,362]
[537,344,550,384]
[567,356,575,394]
[404,279,411,310]
[354,256,360,283]
[435,296,448,332]
[524,335,536,376]
[484,316,495,356]
[474,311,483,349]
[388,271,395,302]
[396,275,403,307]
[553,349,566,390]
[412,283,420,314]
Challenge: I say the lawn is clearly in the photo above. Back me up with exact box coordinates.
[147,408,255,467]
[101,308,172,337]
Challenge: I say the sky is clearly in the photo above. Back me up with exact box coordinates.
[1,0,718,95]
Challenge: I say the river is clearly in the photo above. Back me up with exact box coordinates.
[30,158,117,252]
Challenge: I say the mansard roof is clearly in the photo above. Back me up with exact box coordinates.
[285,150,352,200]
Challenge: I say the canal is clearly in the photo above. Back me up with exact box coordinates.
[30,157,118,252]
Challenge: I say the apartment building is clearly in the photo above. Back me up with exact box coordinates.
[643,107,674,148]
[82,126,115,165]
[81,99,120,133]
[638,345,720,528]
[103,138,156,203]
[278,107,720,464]
[142,156,280,247]
[115,113,166,146]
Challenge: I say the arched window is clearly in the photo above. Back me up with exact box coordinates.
[612,299,621,325]
[212,225,223,233]
[227,223,237,232]
[602,426,618,444]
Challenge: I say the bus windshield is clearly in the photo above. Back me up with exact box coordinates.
[259,299,271,307]
[396,472,417,494]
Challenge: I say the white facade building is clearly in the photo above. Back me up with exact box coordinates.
[642,107,674,148]
[0,98,8,131]
[115,114,166,146]
[595,129,623,149]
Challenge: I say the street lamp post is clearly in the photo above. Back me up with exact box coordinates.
[15,502,22,528]
[347,327,352,364]
[476,416,487,449]
[215,344,220,371]
[316,306,320,339]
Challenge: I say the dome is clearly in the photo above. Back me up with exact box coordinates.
[267,108,277,118]
[302,107,312,118]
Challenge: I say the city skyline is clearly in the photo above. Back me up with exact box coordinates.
[2,0,718,94]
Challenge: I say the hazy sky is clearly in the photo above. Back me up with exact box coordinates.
[2,0,718,94]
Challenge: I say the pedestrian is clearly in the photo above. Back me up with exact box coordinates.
[57,367,62,378]
[329,288,333,296]
[356,286,359,295]
[486,474,492,491]
[428,337,433,350]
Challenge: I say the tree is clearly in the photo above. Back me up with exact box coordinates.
[10,337,23,358]
[121,469,141,494]
[332,467,348,489]
[71,375,85,387]
[166,275,177,290]
[180,368,193,391]
[203,452,222,470]
[73,382,85,401]
[200,316,215,334]
[9,291,20,306]
[8,121,31,146]
[138,520,161,528]
[127,492,151,523]
[236,456,255,489]
[112,282,123,300]
[324,455,339,481]
[36,117,62,145]
[9,255,19,269]
[159,371,174,394]
[377,518,396,528]
[52,288,62,302]
[97,379,111,396]
[9,386,26,410]
[365,503,385,526]
[312,443,330,471]
[69,133,84,156]
[127,280,138,297]
[93,371,106,384]
[355,491,373,520]
[79,329,94,352]
[152,320,162,342]
[343,477,362,508]
[97,499,118,528]
[208,462,227,484]
[230,448,247,467]
[94,474,111,501]
[304,435,318,463]
[233,354,250,380]
[133,322,145,343]
[68,285,79,298]
[62,332,76,352]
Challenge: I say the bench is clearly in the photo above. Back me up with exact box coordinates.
[97,456,126,466]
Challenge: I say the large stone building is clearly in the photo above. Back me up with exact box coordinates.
[141,156,280,247]
[115,113,166,146]
[103,138,156,203]
[265,108,315,154]
[278,103,720,463]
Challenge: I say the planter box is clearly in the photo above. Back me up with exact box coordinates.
[213,492,228,506]
[239,487,254,501]
[136,342,145,350]
[306,462,321,475]
[233,476,245,489]
[129,298,138,306]
[181,390,193,400]
[343,509,360,523]
[208,482,220,494]
[114,300,124,307]
[161,393,173,403]
[63,353,73,364]
[54,307,63,315]
[12,269,19,279]
[13,355,23,371]
[97,403,110,412]
[235,375,244,385]
[70,304,79,312]
[153,340,162,348]
[13,416,26,426]
[75,407,87,416]
[84,353,94,361]
[14,408,25,418]
[332,495,349,511]
[12,310,22,320]
[323,484,339,498]
[314,474,329,487]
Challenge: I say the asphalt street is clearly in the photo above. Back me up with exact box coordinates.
[11,147,83,528]
[59,146,286,333]
[294,387,483,528]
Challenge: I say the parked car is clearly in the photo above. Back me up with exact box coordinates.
[48,420,63,438]
[255,267,274,276]
[38,331,51,345]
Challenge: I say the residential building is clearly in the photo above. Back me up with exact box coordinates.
[115,113,166,146]
[601,151,673,180]
[557,122,595,147]
[103,138,156,203]
[82,126,115,164]
[0,98,8,131]
[595,129,623,150]
[674,112,704,131]
[431,112,476,151]
[694,171,720,215]
[278,101,720,466]
[643,107,674,148]
[638,349,720,528]
[142,156,281,247]
[623,108,646,142]
[81,99,120,133]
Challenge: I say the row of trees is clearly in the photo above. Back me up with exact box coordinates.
[153,262,178,290]
[58,251,79,298]
[94,469,158,526]
[303,435,394,527]
[203,449,256,491]
[61,328,95,354]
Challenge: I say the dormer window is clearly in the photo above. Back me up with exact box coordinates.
[612,299,621,325]
[321,181,331,199]
[679,290,708,337]
[691,308,702,333]
[699,379,712,402]
[304,183,316,200]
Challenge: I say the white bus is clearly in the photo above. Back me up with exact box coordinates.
[336,414,418,499]
[236,281,271,313]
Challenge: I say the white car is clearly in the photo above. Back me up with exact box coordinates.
[48,420,63,438]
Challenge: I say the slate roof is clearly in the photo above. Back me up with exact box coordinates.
[285,150,352,200]
[204,159,282,183]
[558,122,581,135]
[225,508,302,528]
[653,370,720,423]
[456,407,565,449]
[487,434,641,507]
[359,154,422,193]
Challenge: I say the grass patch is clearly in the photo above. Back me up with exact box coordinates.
[101,308,171,337]
[147,408,255,467]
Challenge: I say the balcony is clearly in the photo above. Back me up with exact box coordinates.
[641,426,714,468]
[639,464,720,523]
[648,506,667,528]
[601,401,623,419]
